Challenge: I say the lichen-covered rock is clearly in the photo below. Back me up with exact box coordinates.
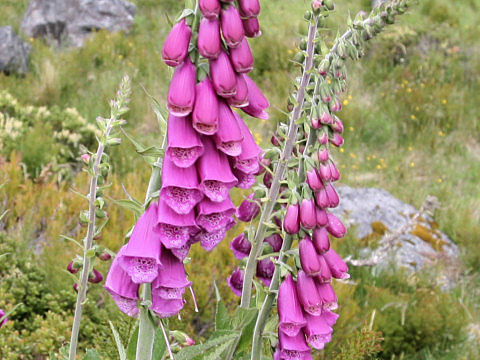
[0,26,31,74]
[20,0,136,47]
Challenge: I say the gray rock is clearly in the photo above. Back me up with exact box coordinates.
[21,0,136,47]
[0,26,31,74]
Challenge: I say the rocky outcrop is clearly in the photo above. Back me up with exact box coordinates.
[0,26,31,74]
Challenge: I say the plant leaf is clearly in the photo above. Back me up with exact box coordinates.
[109,321,126,360]
[126,324,139,360]
[114,199,144,217]
[175,332,239,360]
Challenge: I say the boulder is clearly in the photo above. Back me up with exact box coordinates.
[21,0,136,47]
[0,26,31,74]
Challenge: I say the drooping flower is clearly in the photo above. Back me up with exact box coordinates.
[162,19,192,67]
[220,5,245,48]
[296,270,322,316]
[230,233,251,259]
[196,197,236,232]
[232,167,256,189]
[264,233,283,253]
[150,295,185,318]
[238,0,261,18]
[197,218,235,251]
[166,114,204,168]
[153,247,192,300]
[284,203,300,235]
[256,258,275,287]
[277,275,306,337]
[315,207,328,226]
[326,213,346,238]
[67,261,80,274]
[210,50,237,98]
[317,282,338,311]
[228,73,249,108]
[304,313,333,350]
[322,248,349,279]
[300,198,317,229]
[312,226,330,254]
[227,267,245,297]
[316,255,332,283]
[236,193,260,222]
[88,269,103,284]
[233,113,262,174]
[214,101,243,156]
[242,75,269,119]
[199,0,221,19]
[299,236,321,276]
[325,182,339,208]
[198,18,221,60]
[278,329,312,360]
[229,38,254,74]
[167,58,196,116]
[306,169,323,191]
[192,77,219,135]
[242,17,261,38]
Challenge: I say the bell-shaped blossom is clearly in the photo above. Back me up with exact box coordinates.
[312,227,330,254]
[317,282,338,310]
[150,295,185,318]
[198,18,221,59]
[330,133,344,147]
[329,97,342,112]
[284,203,300,235]
[162,19,191,67]
[326,213,346,238]
[304,313,333,349]
[278,275,306,337]
[318,148,329,162]
[170,240,193,262]
[220,5,245,48]
[233,168,256,189]
[167,58,196,116]
[299,236,321,276]
[230,233,251,259]
[242,75,269,119]
[119,204,162,284]
[329,161,341,181]
[192,77,219,135]
[153,247,191,300]
[228,73,249,108]
[234,113,262,173]
[157,198,199,249]
[315,207,328,226]
[197,137,238,201]
[300,198,316,229]
[278,330,312,359]
[306,169,323,191]
[161,157,203,215]
[323,248,349,279]
[296,270,322,316]
[332,118,344,133]
[227,267,244,297]
[230,38,254,73]
[318,132,329,145]
[166,114,203,168]
[0,309,7,328]
[317,255,332,283]
[318,162,332,182]
[198,222,233,252]
[242,17,261,38]
[264,233,283,253]
[323,310,340,327]
[199,0,220,19]
[105,246,140,317]
[256,258,275,287]
[214,101,243,156]
[238,0,260,18]
[315,187,329,209]
[263,171,273,188]
[196,197,236,232]
[210,50,237,98]
[325,183,339,207]
[236,193,260,222]
[67,261,80,274]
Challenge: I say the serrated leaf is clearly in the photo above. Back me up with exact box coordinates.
[109,321,126,360]
[175,333,239,360]
[126,324,139,360]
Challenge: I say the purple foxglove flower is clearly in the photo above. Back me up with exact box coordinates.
[329,97,342,112]
[317,282,338,310]
[236,193,260,222]
[278,330,312,359]
[304,313,333,349]
[316,207,328,226]
[318,132,329,145]
[306,169,323,191]
[238,0,260,18]
[167,58,196,116]
[162,19,191,67]
[323,248,349,279]
[220,5,245,48]
[214,101,243,156]
[242,17,261,38]
[256,258,275,287]
[330,133,344,147]
[296,270,322,316]
[161,157,203,215]
[318,162,332,182]
[153,247,191,300]
[67,261,80,274]
[228,73,249,108]
[329,161,341,181]
[326,213,346,238]
[0,309,7,328]
[99,252,112,261]
[227,267,244,297]
[284,203,300,234]
[319,109,333,125]
[300,198,316,229]
[311,115,320,129]
[170,240,192,262]
[273,349,281,360]
[264,233,283,253]
[263,171,273,188]
[198,18,221,59]
[323,310,339,327]
[229,38,254,74]
[242,75,269,119]
[150,295,185,318]
[278,275,306,336]
[233,113,262,173]
[315,187,329,209]
[312,227,330,254]
[166,114,203,168]
[105,246,140,317]
[318,148,329,162]
[210,50,237,98]
[88,269,103,284]
[332,118,344,133]
[198,227,228,251]
[157,198,199,249]
[196,197,236,232]
[299,236,322,276]
[197,137,238,201]
[317,255,333,283]
[325,183,339,208]
[192,77,219,135]
[230,233,251,259]
[233,167,256,189]
[199,0,220,19]
[119,204,162,284]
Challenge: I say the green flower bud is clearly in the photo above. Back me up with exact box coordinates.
[293,51,306,64]
[304,11,312,21]
[323,0,334,11]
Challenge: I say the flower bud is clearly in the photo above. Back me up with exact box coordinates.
[317,282,338,310]
[227,267,244,297]
[284,203,300,234]
[193,77,219,135]
[99,252,112,261]
[315,207,328,226]
[325,183,339,207]
[330,133,344,147]
[318,162,332,181]
[228,73,249,108]
[299,236,322,276]
[230,233,251,259]
[312,227,330,254]
[230,38,254,74]
[306,169,323,191]
[318,147,329,162]
[329,161,340,181]
[323,248,349,279]
[238,0,260,18]
[326,213,346,238]
[0,309,8,328]
[329,97,342,112]
[323,0,335,11]
[300,198,316,229]
[210,51,237,98]
[81,153,90,163]
[296,270,322,315]
[237,193,260,222]
[331,117,344,133]
[162,19,191,67]
[73,283,79,293]
[198,18,221,59]
[167,58,196,116]
[242,75,269,120]
[263,171,273,188]
[221,5,245,48]
[317,254,332,283]
[242,17,261,38]
[318,58,330,76]
[67,261,80,274]
[318,132,329,145]
[264,233,283,253]
[199,0,221,19]
[256,258,275,286]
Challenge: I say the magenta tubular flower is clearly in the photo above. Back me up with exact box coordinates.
[227,267,245,297]
[317,255,333,283]
[230,233,251,259]
[329,161,341,181]
[105,246,140,317]
[263,170,273,188]
[214,101,243,156]
[304,313,333,349]
[296,270,322,316]
[256,258,275,287]
[325,183,339,208]
[323,248,349,279]
[228,73,249,108]
[306,169,323,191]
[326,213,346,238]
[318,132,329,145]
[317,282,338,310]
[67,261,80,274]
[0,309,7,328]
[278,275,307,336]
[198,18,221,59]
[329,97,342,112]
[210,50,237,98]
[198,221,233,252]
[299,236,322,276]
[88,269,104,284]
[242,17,261,38]
[315,187,329,209]
[161,157,203,215]
[278,330,312,359]
[192,77,219,135]
[162,19,191,67]
[150,295,185,318]
[167,58,196,116]
[157,198,199,250]
[153,247,191,300]
[199,0,220,19]
[318,148,329,162]
[332,118,344,133]
[315,207,328,226]
[312,227,330,254]
[236,193,260,222]
[170,240,192,262]
[238,0,260,18]
[323,309,340,327]
[166,115,203,168]
[196,197,236,232]
[197,137,238,201]
[229,38,254,74]
[300,198,316,229]
[330,133,344,147]
[233,167,256,189]
[220,5,245,48]
[234,113,262,173]
[284,203,300,235]
[119,204,162,284]
[264,233,283,253]
[318,162,332,182]
[242,75,269,119]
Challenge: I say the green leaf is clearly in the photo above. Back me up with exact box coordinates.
[0,252,10,261]
[152,326,167,359]
[0,209,9,222]
[175,333,239,360]
[114,199,144,217]
[109,321,126,360]
[83,349,101,360]
[231,308,258,330]
[202,337,237,360]
[126,324,139,360]
[137,146,164,158]
[0,303,23,324]
[215,300,230,331]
